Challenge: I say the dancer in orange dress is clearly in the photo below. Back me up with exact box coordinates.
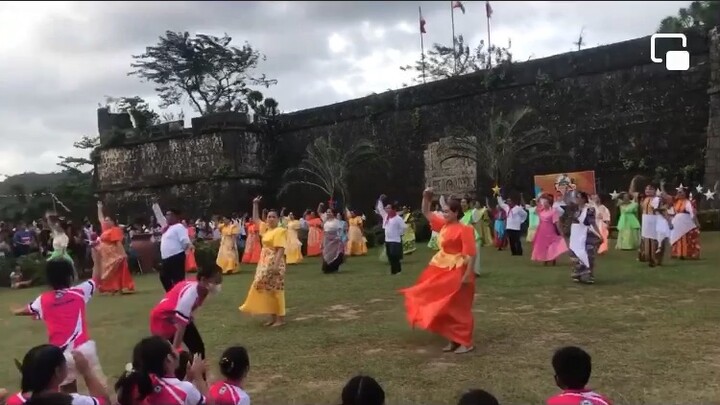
[241,221,262,264]
[93,201,135,294]
[184,220,198,272]
[399,187,477,354]
[306,212,324,257]
[671,187,701,259]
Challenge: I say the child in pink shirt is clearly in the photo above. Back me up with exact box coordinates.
[547,346,611,405]
[6,344,108,405]
[12,259,105,392]
[115,335,207,405]
[208,346,251,405]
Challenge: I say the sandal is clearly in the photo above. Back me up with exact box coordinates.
[442,342,460,352]
[454,345,475,354]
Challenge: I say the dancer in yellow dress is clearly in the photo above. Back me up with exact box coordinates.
[345,209,368,256]
[401,206,417,255]
[283,211,303,265]
[239,196,287,327]
[216,216,240,274]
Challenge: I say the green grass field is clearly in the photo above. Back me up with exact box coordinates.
[2,234,720,405]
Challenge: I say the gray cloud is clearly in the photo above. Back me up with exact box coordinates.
[0,1,690,176]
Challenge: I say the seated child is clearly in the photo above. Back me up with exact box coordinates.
[547,346,611,405]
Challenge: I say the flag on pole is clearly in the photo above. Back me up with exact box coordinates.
[419,8,427,33]
[486,0,493,18]
[452,1,466,14]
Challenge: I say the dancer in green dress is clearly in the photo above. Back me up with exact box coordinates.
[615,192,641,250]
[460,198,481,275]
[427,201,443,250]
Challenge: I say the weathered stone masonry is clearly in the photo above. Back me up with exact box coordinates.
[95,30,717,217]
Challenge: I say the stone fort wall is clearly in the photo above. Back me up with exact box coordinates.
[95,30,717,217]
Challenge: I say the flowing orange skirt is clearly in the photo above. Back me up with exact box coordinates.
[241,234,261,264]
[98,258,135,293]
[672,228,701,259]
[307,228,322,257]
[399,264,475,347]
[598,223,609,254]
[185,247,197,272]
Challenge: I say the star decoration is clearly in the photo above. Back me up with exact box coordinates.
[696,184,704,193]
[491,184,501,196]
[676,183,685,192]
[704,190,715,200]
[609,190,620,200]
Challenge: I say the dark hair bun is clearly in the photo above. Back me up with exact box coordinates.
[219,357,234,374]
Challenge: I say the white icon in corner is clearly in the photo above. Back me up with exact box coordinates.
[650,33,690,71]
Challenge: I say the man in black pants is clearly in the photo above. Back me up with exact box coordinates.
[377,195,406,274]
[498,196,528,256]
[158,207,191,291]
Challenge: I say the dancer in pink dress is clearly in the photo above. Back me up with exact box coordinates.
[531,195,568,266]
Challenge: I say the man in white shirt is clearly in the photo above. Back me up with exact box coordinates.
[498,196,528,256]
[376,195,407,275]
[154,205,192,291]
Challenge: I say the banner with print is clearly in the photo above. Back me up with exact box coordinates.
[533,171,596,200]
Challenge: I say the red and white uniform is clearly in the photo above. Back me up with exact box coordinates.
[547,389,611,405]
[143,375,205,405]
[27,280,105,386]
[208,381,251,405]
[6,391,107,405]
[150,281,205,338]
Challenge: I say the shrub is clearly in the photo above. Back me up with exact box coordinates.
[413,210,431,242]
[17,253,48,285]
[367,224,384,247]
[0,256,16,287]
[194,239,221,271]
[698,209,720,231]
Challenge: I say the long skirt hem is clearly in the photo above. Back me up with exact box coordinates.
[399,264,474,347]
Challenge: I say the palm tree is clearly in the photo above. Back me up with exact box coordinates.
[277,135,381,204]
[658,1,720,33]
[437,107,557,194]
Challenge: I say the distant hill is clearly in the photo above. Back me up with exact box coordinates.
[0,172,69,196]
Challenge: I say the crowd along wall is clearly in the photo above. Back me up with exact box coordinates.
[96,30,715,218]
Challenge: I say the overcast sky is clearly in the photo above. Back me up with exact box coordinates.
[0,1,688,178]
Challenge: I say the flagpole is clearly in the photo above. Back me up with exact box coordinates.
[418,6,425,84]
[450,1,457,74]
[486,1,492,69]
[419,6,426,84]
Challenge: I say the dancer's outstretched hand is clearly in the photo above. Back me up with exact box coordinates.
[423,187,434,199]
[253,196,262,204]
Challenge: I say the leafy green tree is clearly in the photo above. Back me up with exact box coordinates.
[437,107,557,196]
[400,35,512,85]
[277,136,381,204]
[129,31,278,115]
[57,136,99,175]
[658,1,720,33]
[105,96,160,129]
[53,136,99,220]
